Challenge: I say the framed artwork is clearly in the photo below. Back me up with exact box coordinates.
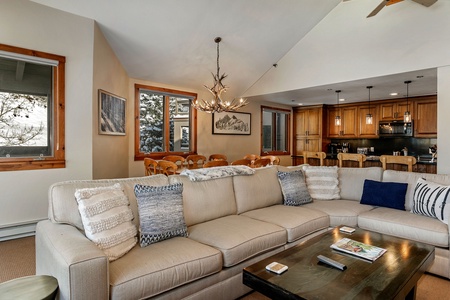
[212,112,251,135]
[98,89,126,135]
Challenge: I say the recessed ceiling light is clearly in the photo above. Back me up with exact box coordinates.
[390,92,398,96]
[298,103,303,106]
[339,98,345,102]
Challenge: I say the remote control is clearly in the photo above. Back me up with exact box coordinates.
[317,255,347,271]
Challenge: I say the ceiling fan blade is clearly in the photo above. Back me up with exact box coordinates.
[411,0,438,7]
[367,0,389,17]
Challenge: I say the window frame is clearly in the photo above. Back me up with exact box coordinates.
[0,44,65,172]
[134,84,197,160]
[260,105,291,156]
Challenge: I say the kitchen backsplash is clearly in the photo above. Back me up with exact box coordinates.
[329,137,437,157]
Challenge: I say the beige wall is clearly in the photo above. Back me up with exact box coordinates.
[0,0,95,229]
[92,23,129,179]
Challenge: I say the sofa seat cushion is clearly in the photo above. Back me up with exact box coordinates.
[303,200,375,227]
[358,207,449,247]
[109,237,222,300]
[241,205,329,242]
[188,215,286,267]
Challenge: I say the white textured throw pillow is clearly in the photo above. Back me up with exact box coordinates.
[304,166,340,200]
[412,178,450,224]
[75,184,137,261]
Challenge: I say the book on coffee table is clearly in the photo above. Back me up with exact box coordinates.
[331,238,387,261]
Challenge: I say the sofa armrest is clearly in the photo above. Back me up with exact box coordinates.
[36,220,109,300]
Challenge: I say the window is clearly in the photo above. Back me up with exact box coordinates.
[134,84,197,160]
[0,44,65,171]
[261,106,290,155]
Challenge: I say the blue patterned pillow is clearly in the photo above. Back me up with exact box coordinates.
[277,170,312,206]
[134,183,188,247]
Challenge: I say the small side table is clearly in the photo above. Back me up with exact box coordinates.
[0,275,58,300]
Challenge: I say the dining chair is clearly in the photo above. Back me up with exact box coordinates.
[208,154,227,161]
[143,158,159,176]
[157,160,178,175]
[380,155,417,172]
[302,151,326,166]
[252,158,271,168]
[203,160,228,168]
[230,159,252,166]
[337,153,366,168]
[186,154,207,169]
[261,155,280,165]
[162,155,186,167]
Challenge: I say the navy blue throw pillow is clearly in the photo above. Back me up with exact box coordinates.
[360,180,408,210]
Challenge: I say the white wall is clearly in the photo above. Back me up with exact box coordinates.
[0,1,94,228]
[437,66,450,174]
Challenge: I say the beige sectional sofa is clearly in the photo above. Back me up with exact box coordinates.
[36,165,450,300]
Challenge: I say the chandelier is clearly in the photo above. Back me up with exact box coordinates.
[192,37,248,113]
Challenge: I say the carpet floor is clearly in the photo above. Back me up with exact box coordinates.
[1,236,450,299]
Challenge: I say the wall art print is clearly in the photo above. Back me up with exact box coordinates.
[212,112,251,135]
[99,89,126,135]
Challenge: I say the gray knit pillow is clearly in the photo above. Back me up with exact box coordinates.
[134,183,188,247]
[277,170,312,206]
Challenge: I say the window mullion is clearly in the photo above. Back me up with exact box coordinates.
[164,95,170,152]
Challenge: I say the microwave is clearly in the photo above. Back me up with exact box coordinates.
[378,121,413,137]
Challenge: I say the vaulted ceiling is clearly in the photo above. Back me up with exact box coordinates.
[31,0,439,106]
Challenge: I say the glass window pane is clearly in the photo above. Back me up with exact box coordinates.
[261,107,290,155]
[170,97,190,152]
[262,111,272,152]
[276,113,287,151]
[0,56,53,158]
[139,91,164,153]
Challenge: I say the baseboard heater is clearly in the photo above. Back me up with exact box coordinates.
[0,219,44,241]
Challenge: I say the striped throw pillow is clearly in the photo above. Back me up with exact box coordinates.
[75,184,137,261]
[304,166,340,200]
[412,178,450,224]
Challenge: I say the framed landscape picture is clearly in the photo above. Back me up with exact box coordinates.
[212,112,251,135]
[99,89,126,135]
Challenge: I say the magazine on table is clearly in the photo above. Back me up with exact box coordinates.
[331,238,387,261]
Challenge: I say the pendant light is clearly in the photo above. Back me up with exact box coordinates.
[335,90,341,126]
[404,80,411,123]
[366,86,373,125]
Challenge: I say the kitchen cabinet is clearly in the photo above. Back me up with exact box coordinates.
[379,101,412,121]
[358,104,379,138]
[327,106,358,138]
[293,106,324,160]
[414,97,437,137]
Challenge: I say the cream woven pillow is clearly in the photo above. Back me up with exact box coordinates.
[75,183,137,261]
[304,166,340,200]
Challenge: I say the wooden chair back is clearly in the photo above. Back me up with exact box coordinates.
[380,155,417,172]
[261,155,280,165]
[337,153,367,168]
[186,154,207,169]
[144,158,159,176]
[208,154,227,161]
[158,160,178,175]
[302,151,326,166]
[231,159,252,166]
[162,155,185,166]
[203,160,228,168]
[252,158,271,168]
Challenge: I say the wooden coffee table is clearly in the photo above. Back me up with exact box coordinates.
[243,226,435,300]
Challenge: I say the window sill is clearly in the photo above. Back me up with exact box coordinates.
[0,159,66,171]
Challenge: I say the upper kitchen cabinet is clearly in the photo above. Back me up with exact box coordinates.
[414,96,437,137]
[379,101,413,121]
[294,106,323,138]
[327,106,358,138]
[358,104,379,138]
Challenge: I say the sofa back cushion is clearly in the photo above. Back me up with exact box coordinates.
[383,170,450,211]
[234,166,283,214]
[169,175,237,226]
[49,175,170,230]
[338,167,383,201]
